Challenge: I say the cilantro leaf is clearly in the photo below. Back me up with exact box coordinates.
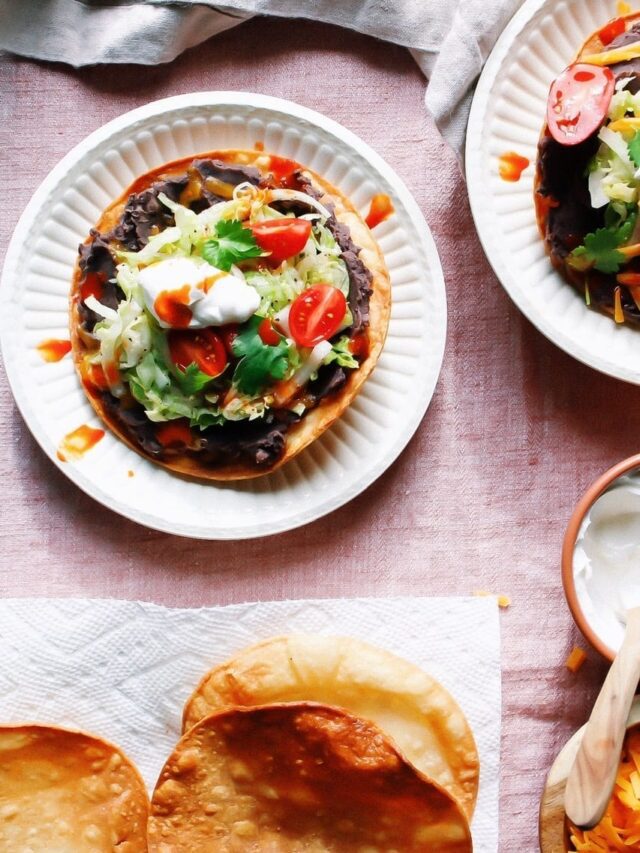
[201,220,262,271]
[629,131,640,169]
[174,362,217,396]
[231,316,290,396]
[569,214,637,274]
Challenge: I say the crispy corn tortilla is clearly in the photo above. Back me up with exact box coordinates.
[70,149,391,481]
[0,724,148,852]
[182,635,479,819]
[149,702,472,852]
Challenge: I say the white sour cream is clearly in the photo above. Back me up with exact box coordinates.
[138,257,259,329]
[574,474,640,653]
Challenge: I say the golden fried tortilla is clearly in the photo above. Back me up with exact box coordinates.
[182,635,479,819]
[148,703,472,852]
[0,724,148,852]
[70,149,391,481]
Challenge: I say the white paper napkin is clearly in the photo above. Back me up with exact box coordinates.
[0,596,500,851]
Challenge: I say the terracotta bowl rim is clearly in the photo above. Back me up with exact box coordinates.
[562,453,640,663]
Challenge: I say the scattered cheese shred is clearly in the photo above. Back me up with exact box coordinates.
[565,646,588,673]
[472,591,511,608]
[614,286,625,324]
[618,1,632,14]
[608,117,640,134]
[569,727,640,851]
[582,41,640,66]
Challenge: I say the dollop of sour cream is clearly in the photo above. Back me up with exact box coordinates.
[138,257,260,329]
[574,475,640,652]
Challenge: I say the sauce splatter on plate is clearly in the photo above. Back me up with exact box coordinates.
[365,194,394,229]
[37,339,71,363]
[57,425,105,462]
[498,152,530,182]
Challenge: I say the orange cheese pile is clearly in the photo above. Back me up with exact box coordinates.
[570,727,640,850]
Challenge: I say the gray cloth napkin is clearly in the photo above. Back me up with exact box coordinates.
[0,0,524,157]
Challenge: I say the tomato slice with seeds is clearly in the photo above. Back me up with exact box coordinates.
[288,285,347,348]
[547,63,614,146]
[250,218,312,265]
[168,328,227,377]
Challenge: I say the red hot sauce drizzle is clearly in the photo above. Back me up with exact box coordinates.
[154,285,193,328]
[37,339,72,363]
[57,425,105,462]
[365,194,395,229]
[498,152,530,182]
[268,156,299,188]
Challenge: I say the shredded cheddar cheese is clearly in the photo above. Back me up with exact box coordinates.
[619,242,640,259]
[608,117,640,133]
[617,1,632,14]
[582,42,640,66]
[565,646,588,673]
[614,286,625,324]
[569,727,640,851]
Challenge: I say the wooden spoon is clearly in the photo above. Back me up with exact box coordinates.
[564,606,640,829]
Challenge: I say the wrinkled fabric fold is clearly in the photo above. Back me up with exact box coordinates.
[0,0,523,158]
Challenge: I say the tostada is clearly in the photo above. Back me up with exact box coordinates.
[70,150,391,479]
[536,11,640,326]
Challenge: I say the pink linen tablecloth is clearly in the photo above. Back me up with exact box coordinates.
[0,16,635,848]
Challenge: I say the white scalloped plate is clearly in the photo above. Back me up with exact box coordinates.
[467,0,640,384]
[0,93,446,539]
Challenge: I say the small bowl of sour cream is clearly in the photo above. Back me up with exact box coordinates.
[563,454,640,661]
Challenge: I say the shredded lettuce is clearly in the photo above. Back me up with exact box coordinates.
[324,335,359,369]
[588,84,640,207]
[589,126,639,206]
[222,395,267,421]
[117,226,182,266]
[244,265,306,316]
[86,294,151,375]
[608,88,640,122]
[126,351,224,429]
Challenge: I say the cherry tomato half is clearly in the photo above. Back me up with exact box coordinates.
[250,218,312,265]
[598,17,625,46]
[547,63,614,146]
[288,285,347,348]
[168,328,228,377]
[258,318,281,346]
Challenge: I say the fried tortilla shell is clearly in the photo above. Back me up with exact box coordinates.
[149,702,472,852]
[182,635,479,819]
[0,724,148,852]
[70,149,391,480]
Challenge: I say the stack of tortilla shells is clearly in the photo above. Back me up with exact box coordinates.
[0,636,479,851]
[151,635,478,851]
